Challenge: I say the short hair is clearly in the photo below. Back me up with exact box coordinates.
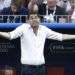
[27,13,39,20]
[11,2,17,7]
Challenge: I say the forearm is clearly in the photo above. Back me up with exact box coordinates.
[0,32,11,40]
[62,34,75,40]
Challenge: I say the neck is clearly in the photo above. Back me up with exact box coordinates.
[48,6,56,10]
[32,25,39,35]
[32,25,39,30]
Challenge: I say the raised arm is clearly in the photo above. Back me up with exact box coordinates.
[0,32,11,40]
[0,24,25,40]
[45,26,75,41]
[62,34,75,40]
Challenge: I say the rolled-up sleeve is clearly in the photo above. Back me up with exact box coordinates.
[9,24,24,40]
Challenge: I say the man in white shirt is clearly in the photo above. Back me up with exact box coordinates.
[0,14,75,75]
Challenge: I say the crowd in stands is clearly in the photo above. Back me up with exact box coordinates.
[0,0,11,11]
[0,0,75,23]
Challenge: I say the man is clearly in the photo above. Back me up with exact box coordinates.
[38,0,67,22]
[0,14,75,75]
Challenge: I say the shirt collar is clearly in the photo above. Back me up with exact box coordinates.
[28,23,41,30]
[48,6,56,11]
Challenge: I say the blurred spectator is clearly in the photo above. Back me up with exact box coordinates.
[38,0,67,22]
[36,0,44,5]
[28,0,45,11]
[68,3,75,15]
[28,0,44,5]
[0,0,5,11]
[18,0,29,9]
[3,0,12,8]
[0,0,11,11]
[57,0,71,13]
[28,0,37,8]
[28,0,38,14]
[71,9,75,22]
[1,2,28,23]
[43,0,47,4]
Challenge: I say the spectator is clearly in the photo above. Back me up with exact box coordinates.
[0,0,4,11]
[0,0,11,11]
[1,2,28,23]
[3,0,12,8]
[71,9,75,22]
[28,0,38,14]
[43,0,47,4]
[28,0,45,11]
[57,0,71,13]
[20,0,30,8]
[36,0,44,5]
[38,0,67,22]
[28,0,44,5]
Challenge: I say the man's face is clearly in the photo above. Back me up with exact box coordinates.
[47,0,57,9]
[28,14,40,28]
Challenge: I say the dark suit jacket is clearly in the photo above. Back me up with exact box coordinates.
[38,4,67,22]
[1,7,28,23]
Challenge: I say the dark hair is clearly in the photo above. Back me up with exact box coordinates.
[27,7,39,20]
[11,2,17,7]
[27,13,36,20]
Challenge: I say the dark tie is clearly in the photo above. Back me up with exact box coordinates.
[48,10,54,14]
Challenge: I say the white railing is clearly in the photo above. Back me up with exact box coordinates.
[0,15,74,23]
[0,15,28,23]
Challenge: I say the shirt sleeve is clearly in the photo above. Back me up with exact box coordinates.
[9,24,25,40]
[45,27,62,41]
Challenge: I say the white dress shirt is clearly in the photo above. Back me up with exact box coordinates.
[10,23,62,65]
